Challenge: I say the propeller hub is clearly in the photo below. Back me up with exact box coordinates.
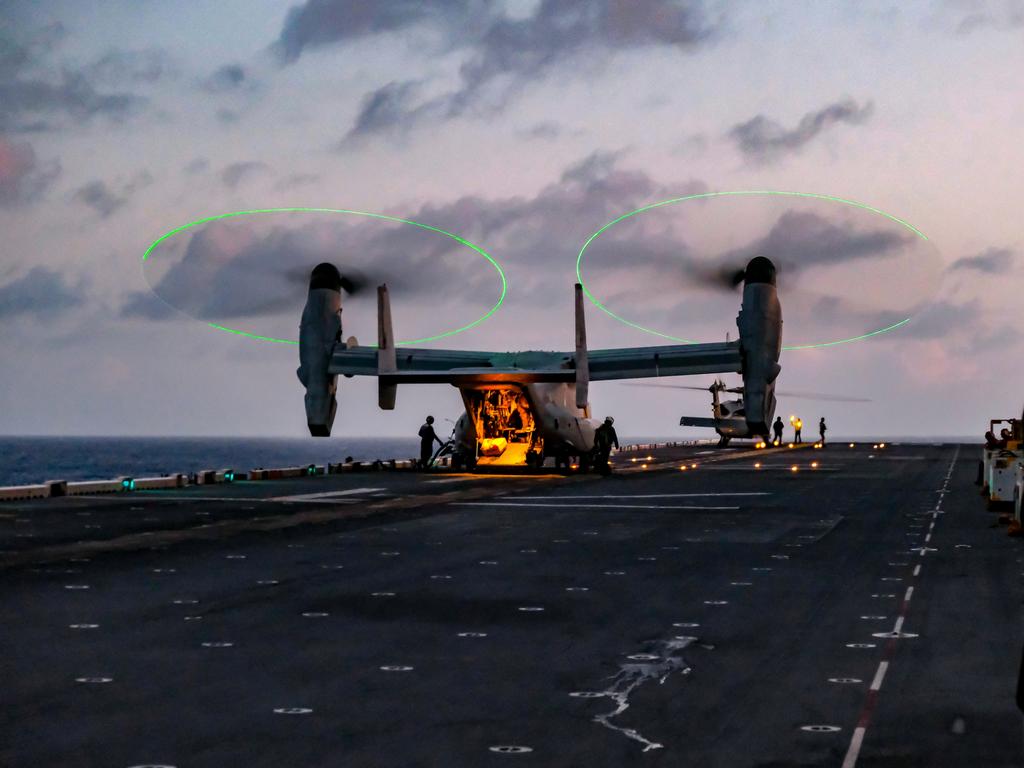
[309,263,342,292]
[743,257,776,286]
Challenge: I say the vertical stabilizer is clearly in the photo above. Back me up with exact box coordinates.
[377,284,397,410]
[574,283,589,409]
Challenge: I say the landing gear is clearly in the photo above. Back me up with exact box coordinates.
[717,434,732,448]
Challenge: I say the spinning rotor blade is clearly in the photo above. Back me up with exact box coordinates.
[623,382,718,392]
[621,382,870,403]
[775,390,871,403]
[687,263,747,293]
[282,265,374,297]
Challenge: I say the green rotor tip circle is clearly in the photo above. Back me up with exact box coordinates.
[575,190,928,351]
[141,207,507,346]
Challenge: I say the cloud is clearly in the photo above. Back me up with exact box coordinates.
[954,4,1024,35]
[277,1,719,139]
[83,48,176,85]
[216,108,241,124]
[274,0,481,64]
[0,72,144,132]
[221,161,269,188]
[0,22,148,132]
[341,80,424,144]
[125,150,704,326]
[183,158,209,175]
[274,172,321,190]
[894,299,981,340]
[0,266,82,320]
[713,210,914,279]
[0,136,60,206]
[458,0,716,93]
[0,28,148,131]
[119,290,178,320]
[71,171,153,218]
[728,99,874,163]
[519,121,564,140]
[202,63,247,92]
[949,246,1015,274]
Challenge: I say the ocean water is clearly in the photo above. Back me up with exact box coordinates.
[0,434,682,487]
[0,436,422,487]
[0,434,978,488]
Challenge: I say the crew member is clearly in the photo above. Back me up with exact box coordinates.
[772,417,784,446]
[819,417,827,446]
[508,404,524,432]
[793,417,803,444]
[418,415,443,469]
[594,416,619,476]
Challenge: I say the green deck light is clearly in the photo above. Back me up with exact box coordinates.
[576,190,929,350]
[142,208,507,346]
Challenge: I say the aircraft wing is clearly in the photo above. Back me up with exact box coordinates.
[588,341,742,380]
[328,346,576,384]
[328,341,741,383]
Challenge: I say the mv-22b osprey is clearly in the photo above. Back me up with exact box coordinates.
[297,256,782,469]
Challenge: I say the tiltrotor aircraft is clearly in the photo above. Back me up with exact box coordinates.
[297,256,782,469]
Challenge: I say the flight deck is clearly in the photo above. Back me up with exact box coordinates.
[1,442,1020,767]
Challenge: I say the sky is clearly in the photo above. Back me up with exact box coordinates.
[1,0,1023,440]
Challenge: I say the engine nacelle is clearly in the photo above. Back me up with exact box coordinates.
[736,256,783,436]
[297,263,342,436]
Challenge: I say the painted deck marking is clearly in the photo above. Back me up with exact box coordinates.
[841,445,958,768]
[268,488,385,502]
[451,502,740,510]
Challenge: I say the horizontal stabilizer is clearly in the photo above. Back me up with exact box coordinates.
[679,416,719,428]
[380,369,575,385]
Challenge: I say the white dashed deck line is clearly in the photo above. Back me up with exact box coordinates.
[841,444,959,768]
[842,728,867,768]
[869,661,889,692]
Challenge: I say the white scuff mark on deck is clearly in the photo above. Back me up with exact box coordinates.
[576,635,697,752]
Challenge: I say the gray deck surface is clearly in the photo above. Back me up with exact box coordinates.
[1,442,1020,767]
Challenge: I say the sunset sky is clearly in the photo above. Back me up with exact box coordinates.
[2,0,1022,439]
